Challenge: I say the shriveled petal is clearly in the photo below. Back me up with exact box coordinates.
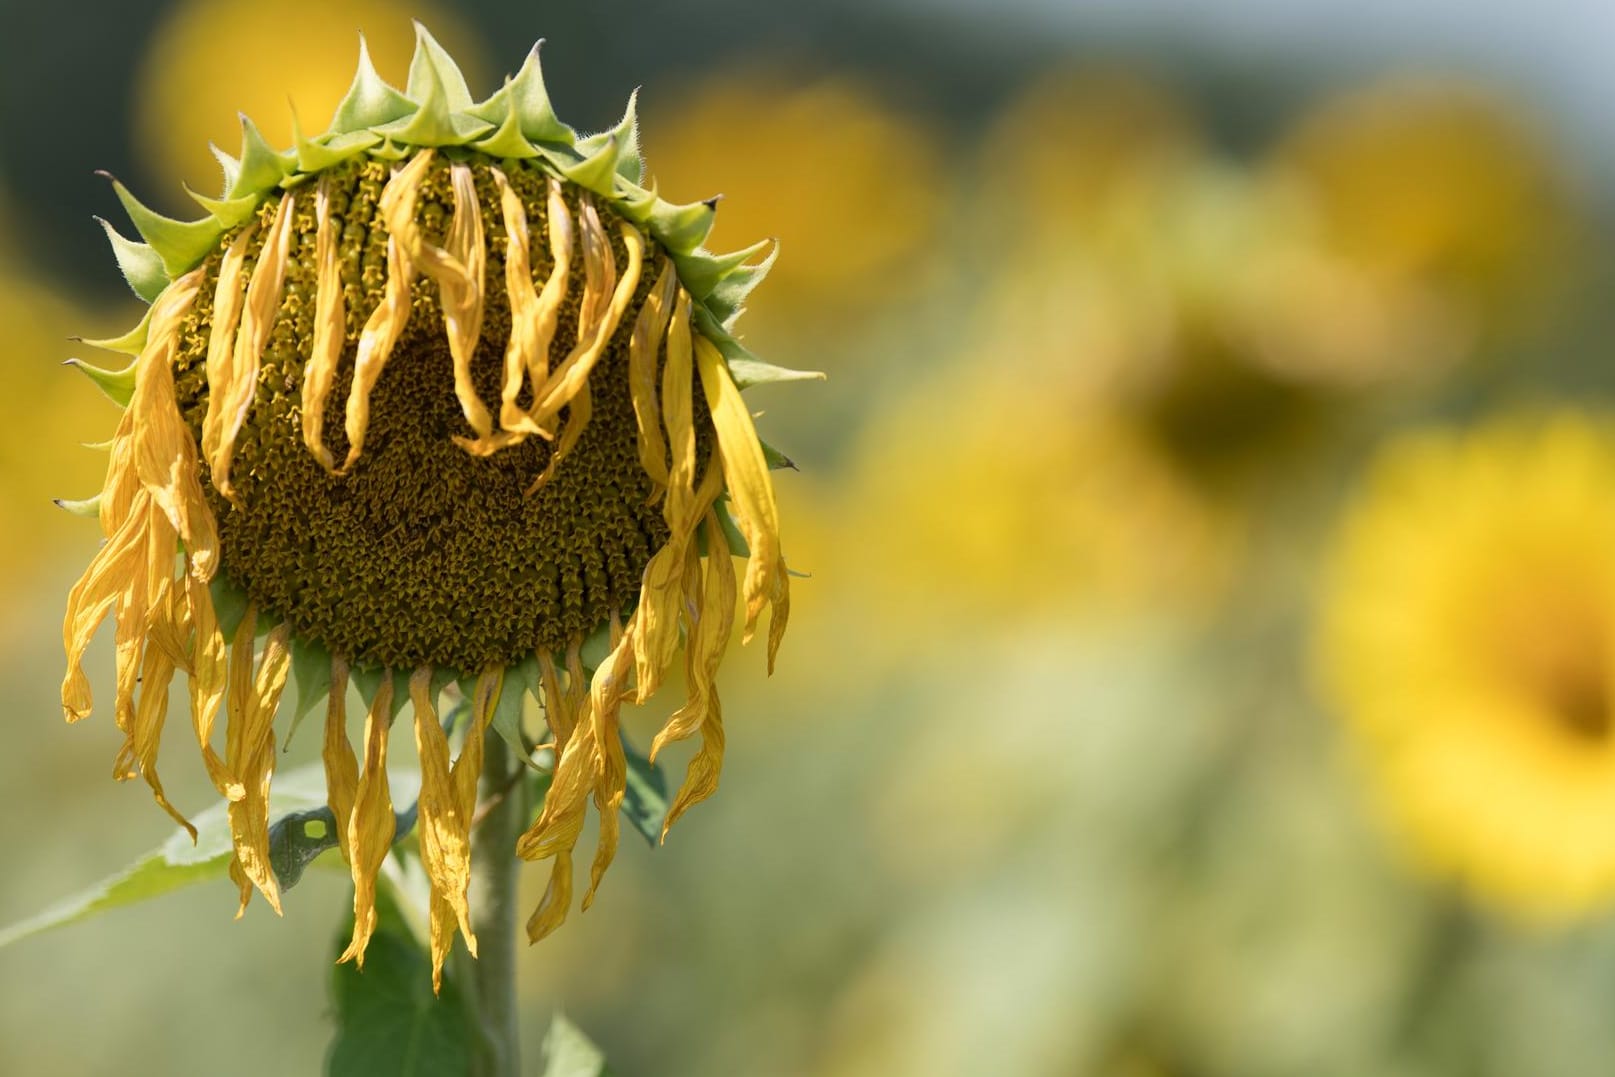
[341,151,431,473]
[463,168,538,456]
[119,587,196,840]
[225,619,292,917]
[495,177,575,440]
[695,334,782,641]
[524,212,644,431]
[62,491,149,722]
[517,681,600,936]
[186,570,239,798]
[521,381,588,497]
[129,269,215,580]
[113,501,175,737]
[405,161,491,442]
[537,651,574,750]
[632,457,724,703]
[96,408,137,538]
[660,292,697,506]
[322,656,358,863]
[651,512,737,839]
[199,226,257,474]
[211,191,295,498]
[767,554,791,675]
[301,176,349,471]
[518,610,641,943]
[340,674,397,967]
[628,259,678,492]
[411,666,491,992]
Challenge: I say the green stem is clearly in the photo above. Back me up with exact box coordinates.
[469,732,525,1077]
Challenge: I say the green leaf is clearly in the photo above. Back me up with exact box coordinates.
[326,884,474,1077]
[620,732,669,849]
[0,763,345,949]
[538,1013,609,1077]
[267,807,341,890]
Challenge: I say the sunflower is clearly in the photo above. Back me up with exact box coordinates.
[1318,413,1615,919]
[60,25,810,986]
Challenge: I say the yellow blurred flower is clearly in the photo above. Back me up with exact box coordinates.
[975,68,1199,246]
[836,356,1232,630]
[1270,77,1577,336]
[1319,413,1615,919]
[135,0,484,199]
[971,71,1584,448]
[644,68,942,319]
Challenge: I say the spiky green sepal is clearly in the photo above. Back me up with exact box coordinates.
[86,21,793,383]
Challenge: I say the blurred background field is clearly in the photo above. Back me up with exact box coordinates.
[9,1,1615,1074]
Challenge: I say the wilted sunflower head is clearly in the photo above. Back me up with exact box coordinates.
[60,24,814,987]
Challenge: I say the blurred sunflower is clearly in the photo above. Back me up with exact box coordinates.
[836,354,1231,632]
[62,27,804,985]
[1319,413,1615,919]
[970,72,1585,484]
[644,68,942,323]
[1268,76,1578,345]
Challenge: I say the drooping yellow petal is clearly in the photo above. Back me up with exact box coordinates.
[340,151,432,473]
[661,292,697,506]
[185,570,239,798]
[340,673,396,967]
[498,177,576,441]
[113,501,176,738]
[524,211,644,432]
[97,407,137,539]
[523,210,646,495]
[64,271,211,725]
[118,583,197,841]
[522,381,589,497]
[652,512,737,839]
[632,457,724,703]
[461,168,536,456]
[628,259,678,492]
[199,225,257,475]
[411,666,492,992]
[211,191,295,498]
[582,625,636,910]
[519,621,641,940]
[301,176,349,472]
[225,617,292,917]
[322,656,357,864]
[403,161,491,443]
[695,334,783,641]
[538,651,576,751]
[519,613,641,935]
[767,554,791,676]
[62,489,149,723]
[128,269,216,581]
